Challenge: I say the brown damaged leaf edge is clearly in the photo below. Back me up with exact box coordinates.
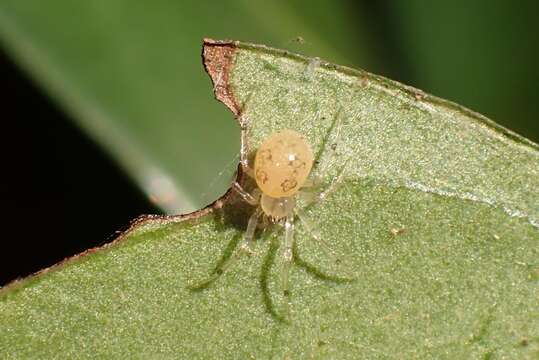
[1,187,242,296]
[0,187,234,296]
[202,38,241,116]
[0,38,243,297]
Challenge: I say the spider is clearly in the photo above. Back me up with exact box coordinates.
[232,129,313,294]
[216,126,349,296]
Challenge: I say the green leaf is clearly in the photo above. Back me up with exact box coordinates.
[0,0,373,214]
[1,40,538,358]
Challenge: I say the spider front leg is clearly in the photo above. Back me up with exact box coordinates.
[298,157,350,207]
[282,214,295,296]
[195,201,262,289]
[232,182,259,206]
[238,137,256,179]
[299,105,349,206]
[232,182,262,254]
[238,207,262,255]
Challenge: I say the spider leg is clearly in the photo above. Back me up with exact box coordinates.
[232,182,260,206]
[300,157,350,207]
[297,177,324,203]
[189,207,262,290]
[304,57,321,79]
[301,176,323,189]
[303,105,350,206]
[237,92,257,180]
[201,153,240,204]
[316,157,350,203]
[239,207,262,254]
[282,214,295,296]
[295,208,355,279]
[295,209,338,260]
[312,106,344,175]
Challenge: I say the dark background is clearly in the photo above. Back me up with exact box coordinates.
[0,52,158,284]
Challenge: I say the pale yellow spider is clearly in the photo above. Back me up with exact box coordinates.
[226,128,346,295]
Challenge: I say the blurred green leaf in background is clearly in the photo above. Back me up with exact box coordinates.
[0,1,537,282]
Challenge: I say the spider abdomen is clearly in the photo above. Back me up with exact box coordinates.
[254,129,314,198]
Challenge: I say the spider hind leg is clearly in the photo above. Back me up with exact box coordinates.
[281,214,295,296]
